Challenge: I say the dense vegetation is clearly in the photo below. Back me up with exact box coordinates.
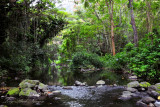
[0,0,66,75]
[0,0,160,82]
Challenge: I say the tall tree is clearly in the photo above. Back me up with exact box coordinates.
[146,0,153,34]
[105,0,116,56]
[128,0,138,46]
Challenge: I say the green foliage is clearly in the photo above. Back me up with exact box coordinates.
[106,52,128,71]
[70,52,104,71]
[104,35,160,81]
[0,41,32,73]
[0,0,66,75]
[0,69,8,77]
[129,35,160,80]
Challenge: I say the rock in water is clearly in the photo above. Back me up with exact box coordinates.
[119,91,135,101]
[148,103,155,107]
[19,79,39,89]
[155,83,160,88]
[19,88,38,97]
[44,91,61,97]
[147,90,159,99]
[142,97,156,104]
[148,85,157,91]
[136,100,148,107]
[113,84,117,87]
[129,76,137,80]
[96,80,105,85]
[52,91,61,95]
[127,81,140,88]
[63,86,73,90]
[127,87,137,93]
[154,101,160,107]
[155,83,160,94]
[38,83,48,92]
[119,95,132,101]
[138,87,146,92]
[75,81,87,86]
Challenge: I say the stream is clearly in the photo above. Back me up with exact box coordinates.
[0,66,140,107]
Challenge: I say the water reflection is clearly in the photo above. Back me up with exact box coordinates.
[30,64,128,86]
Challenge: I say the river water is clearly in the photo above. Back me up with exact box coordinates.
[0,66,140,107]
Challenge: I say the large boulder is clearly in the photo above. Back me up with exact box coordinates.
[147,90,159,99]
[142,97,156,104]
[148,85,157,91]
[19,88,38,97]
[96,80,105,85]
[7,87,20,96]
[127,81,140,88]
[19,79,39,89]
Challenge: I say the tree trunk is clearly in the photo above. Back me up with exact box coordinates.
[110,1,115,56]
[129,0,138,46]
[146,0,153,34]
[106,0,116,56]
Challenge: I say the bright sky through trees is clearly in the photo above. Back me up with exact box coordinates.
[56,0,76,13]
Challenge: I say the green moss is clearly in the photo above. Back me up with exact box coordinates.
[139,82,151,88]
[38,83,45,89]
[19,79,39,89]
[7,88,20,96]
[155,83,160,90]
[39,83,44,87]
[156,90,160,94]
[19,88,37,97]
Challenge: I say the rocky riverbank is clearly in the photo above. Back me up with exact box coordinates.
[119,81,160,107]
[2,78,160,107]
[0,79,122,107]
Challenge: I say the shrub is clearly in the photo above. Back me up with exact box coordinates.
[0,41,51,74]
[129,37,160,81]
[104,36,160,82]
[70,52,104,71]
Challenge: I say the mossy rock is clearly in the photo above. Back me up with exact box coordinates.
[155,83,160,89]
[7,87,20,96]
[19,88,37,97]
[38,83,48,91]
[156,90,160,94]
[154,83,160,94]
[127,81,140,88]
[140,82,151,88]
[19,79,39,89]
